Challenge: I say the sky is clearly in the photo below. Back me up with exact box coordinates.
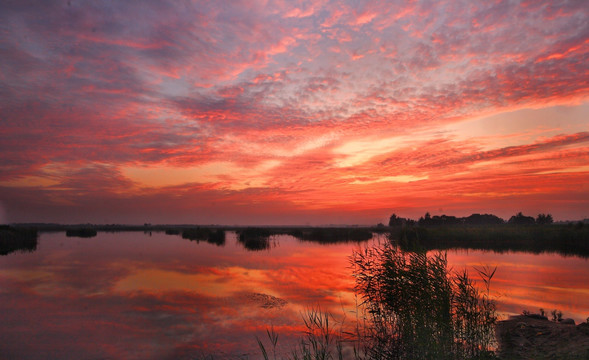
[1,0,588,225]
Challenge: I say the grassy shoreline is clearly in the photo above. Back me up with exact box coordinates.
[393,224,589,257]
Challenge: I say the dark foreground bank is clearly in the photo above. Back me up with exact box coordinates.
[497,315,589,360]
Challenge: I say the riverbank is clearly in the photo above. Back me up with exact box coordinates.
[497,315,589,359]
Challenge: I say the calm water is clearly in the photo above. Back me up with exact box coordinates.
[1,231,588,359]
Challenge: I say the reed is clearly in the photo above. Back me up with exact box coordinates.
[258,308,349,360]
[258,240,497,359]
[351,241,497,360]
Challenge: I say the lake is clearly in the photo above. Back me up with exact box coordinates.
[1,231,588,359]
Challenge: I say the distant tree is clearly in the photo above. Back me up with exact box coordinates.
[437,215,460,225]
[508,212,535,225]
[418,213,462,226]
[536,213,554,225]
[418,212,432,226]
[389,213,405,227]
[464,213,505,225]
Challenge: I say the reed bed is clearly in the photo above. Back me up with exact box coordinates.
[395,224,589,257]
[258,239,498,360]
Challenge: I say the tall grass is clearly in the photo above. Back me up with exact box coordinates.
[351,241,497,360]
[258,240,497,360]
[258,308,349,360]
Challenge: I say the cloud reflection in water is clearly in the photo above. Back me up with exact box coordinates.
[1,232,588,359]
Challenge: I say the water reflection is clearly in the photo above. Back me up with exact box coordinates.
[237,228,275,251]
[446,250,589,323]
[0,232,357,359]
[180,227,226,246]
[0,232,588,359]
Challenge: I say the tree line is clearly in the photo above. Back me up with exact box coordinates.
[389,211,554,227]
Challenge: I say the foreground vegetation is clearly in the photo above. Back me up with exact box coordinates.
[258,240,498,360]
[351,243,497,359]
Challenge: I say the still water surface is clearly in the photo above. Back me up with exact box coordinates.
[1,231,588,359]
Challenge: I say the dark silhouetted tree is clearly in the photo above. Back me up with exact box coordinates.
[536,213,554,225]
[508,212,535,225]
[389,213,405,227]
[418,212,432,226]
[464,213,505,225]
[418,213,462,226]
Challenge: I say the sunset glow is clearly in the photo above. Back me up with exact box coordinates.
[1,1,588,224]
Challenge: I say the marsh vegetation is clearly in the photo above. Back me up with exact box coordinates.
[11,210,588,257]
[181,227,226,246]
[238,227,274,251]
[65,228,98,238]
[386,212,589,257]
[351,242,497,360]
[0,225,38,255]
[393,223,589,257]
[291,227,374,243]
[259,239,498,360]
